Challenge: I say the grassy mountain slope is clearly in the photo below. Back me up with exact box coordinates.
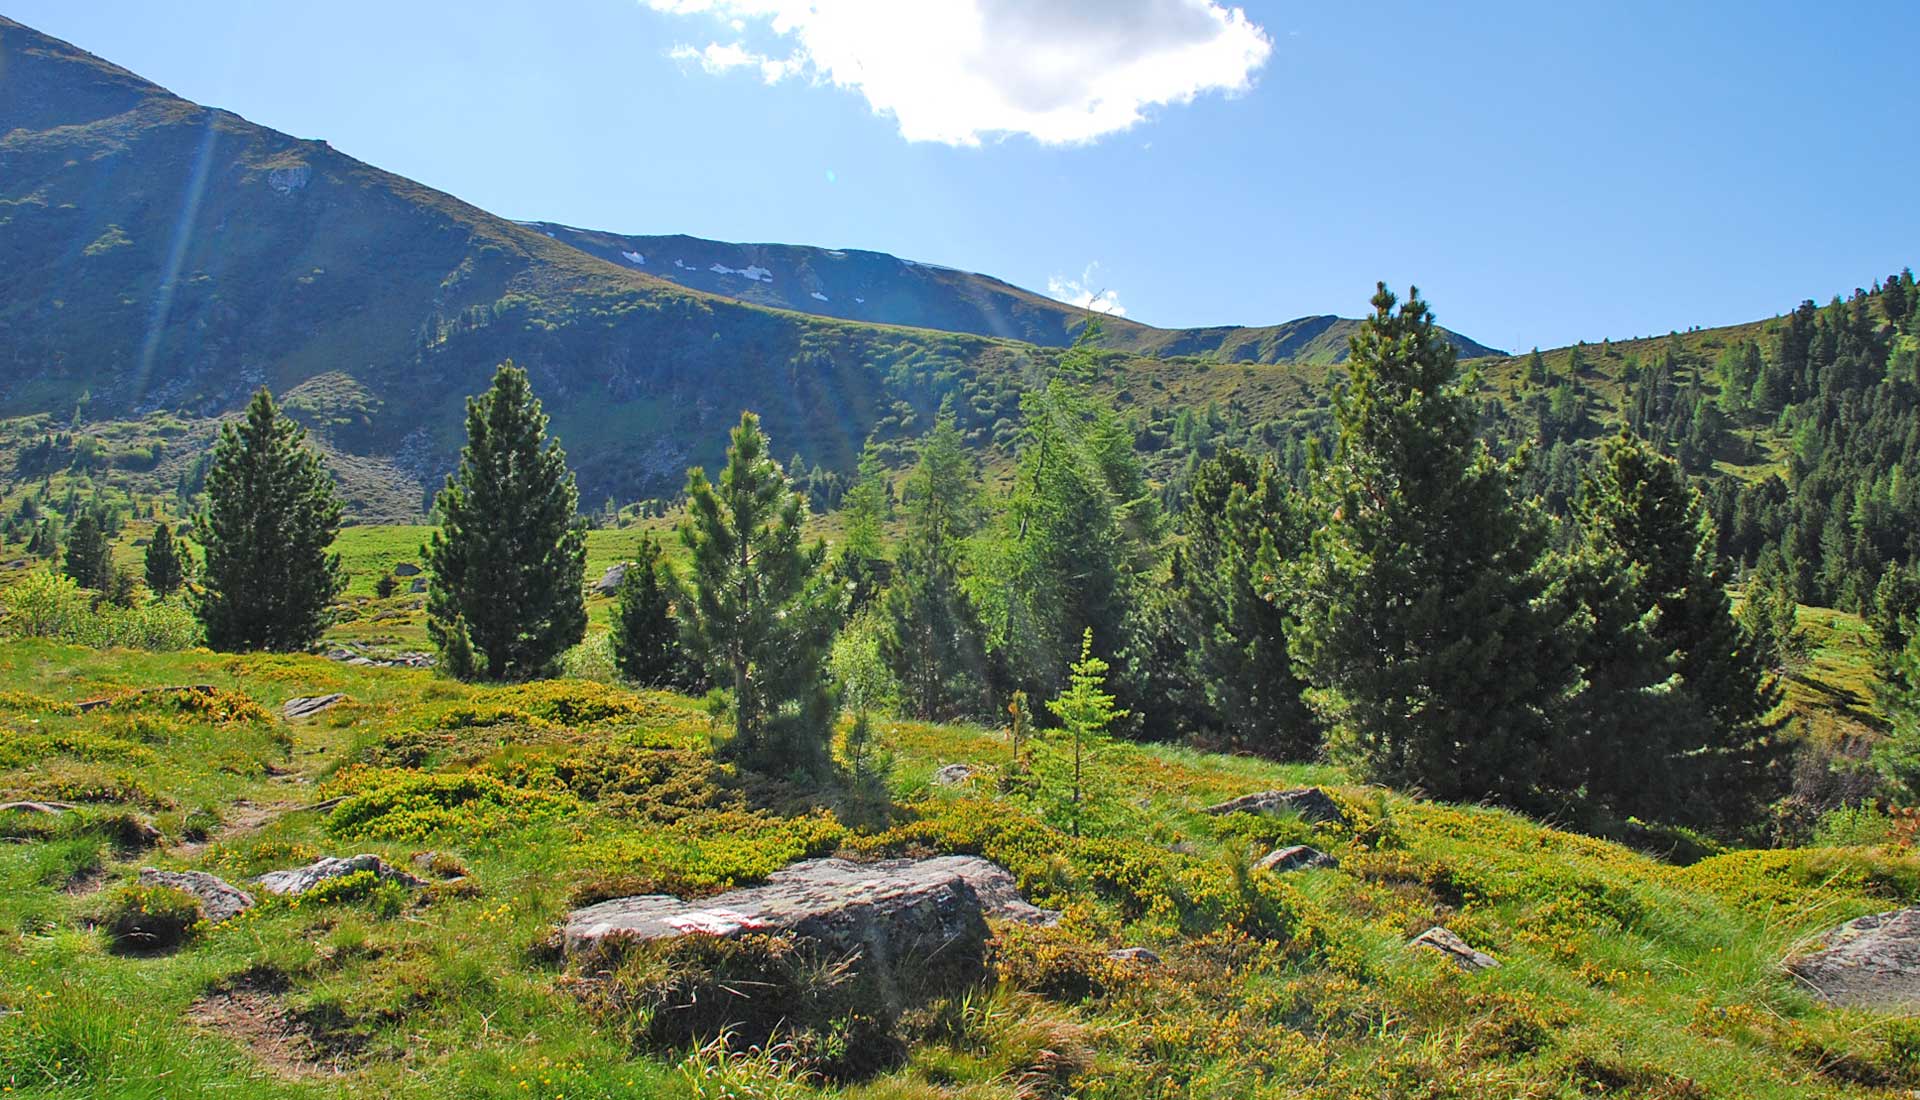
[5,641,1920,1098]
[0,13,1501,520]
[531,220,1506,364]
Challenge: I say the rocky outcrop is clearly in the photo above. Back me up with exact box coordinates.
[1409,926,1499,971]
[565,856,1058,955]
[139,868,255,924]
[1256,845,1339,873]
[392,563,421,576]
[1787,908,1920,1009]
[282,694,346,720]
[1202,787,1349,825]
[591,563,632,596]
[254,854,427,897]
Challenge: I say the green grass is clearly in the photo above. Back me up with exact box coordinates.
[3,639,1919,1098]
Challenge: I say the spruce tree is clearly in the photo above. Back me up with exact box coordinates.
[197,390,345,652]
[611,533,681,686]
[1575,429,1784,831]
[143,521,186,599]
[882,409,991,720]
[1282,284,1575,807]
[680,411,841,772]
[425,363,588,681]
[63,512,111,590]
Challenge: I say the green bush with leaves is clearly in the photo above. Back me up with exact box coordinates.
[0,569,202,650]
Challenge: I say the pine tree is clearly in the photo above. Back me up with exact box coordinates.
[62,512,111,590]
[611,533,682,686]
[1282,284,1575,808]
[680,411,841,773]
[425,364,588,681]
[1576,429,1785,831]
[143,521,186,599]
[882,410,990,720]
[197,390,344,652]
[1173,449,1317,757]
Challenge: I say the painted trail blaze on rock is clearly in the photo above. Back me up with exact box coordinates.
[1788,907,1920,1009]
[564,855,1058,955]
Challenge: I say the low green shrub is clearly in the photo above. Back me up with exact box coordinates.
[100,883,201,953]
[323,768,578,841]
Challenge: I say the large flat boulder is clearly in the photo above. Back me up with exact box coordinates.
[255,854,427,897]
[565,855,1058,956]
[1788,908,1920,1009]
[139,868,255,924]
[1202,787,1349,825]
[591,562,632,596]
[282,694,346,720]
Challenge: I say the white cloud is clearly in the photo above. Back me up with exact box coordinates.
[646,0,1272,146]
[1048,264,1126,317]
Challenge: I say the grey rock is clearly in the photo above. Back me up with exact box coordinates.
[409,578,428,593]
[0,800,79,814]
[254,854,427,897]
[1201,787,1349,825]
[392,563,421,577]
[282,693,347,720]
[1106,946,1163,966]
[138,868,255,924]
[931,763,979,787]
[591,562,632,596]
[1256,845,1339,873]
[564,856,1058,956]
[1787,908,1920,1009]
[1409,926,1499,972]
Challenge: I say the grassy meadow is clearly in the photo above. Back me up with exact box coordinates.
[3,637,1920,1098]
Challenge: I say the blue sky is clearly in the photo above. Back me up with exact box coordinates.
[10,1,1915,353]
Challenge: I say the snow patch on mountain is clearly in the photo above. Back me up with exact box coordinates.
[811,291,829,301]
[709,263,773,282]
[621,251,646,265]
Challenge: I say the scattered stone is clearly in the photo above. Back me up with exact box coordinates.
[1409,926,1499,972]
[282,694,347,720]
[931,763,979,786]
[410,850,469,880]
[3,558,28,570]
[323,648,433,670]
[591,562,632,596]
[255,854,427,897]
[1201,787,1349,825]
[1256,845,1339,873]
[409,578,427,594]
[138,868,256,924]
[0,800,80,815]
[564,855,1059,955]
[1787,908,1920,1009]
[392,563,421,577]
[1106,946,1163,966]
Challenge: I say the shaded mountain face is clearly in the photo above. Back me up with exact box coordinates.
[532,222,1505,364]
[0,16,1491,515]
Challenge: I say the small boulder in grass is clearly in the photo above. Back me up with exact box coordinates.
[931,763,980,787]
[137,868,255,924]
[1409,926,1499,972]
[1106,946,1163,967]
[1201,787,1349,826]
[1256,845,1339,873]
[255,854,427,897]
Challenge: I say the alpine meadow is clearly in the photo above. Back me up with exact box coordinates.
[5,7,1920,1100]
